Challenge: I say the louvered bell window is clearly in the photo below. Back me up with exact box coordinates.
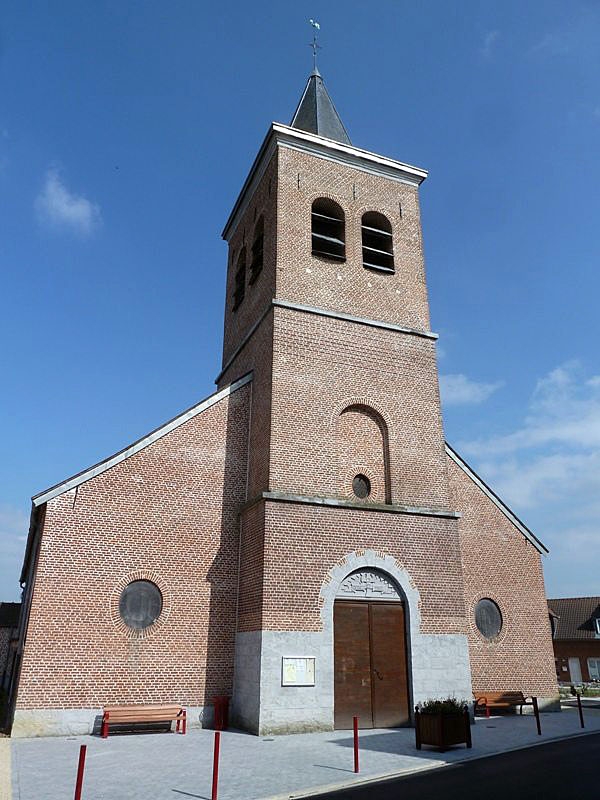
[311,199,345,261]
[249,217,264,284]
[232,247,246,311]
[361,211,394,273]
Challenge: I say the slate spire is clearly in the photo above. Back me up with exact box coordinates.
[290,68,351,145]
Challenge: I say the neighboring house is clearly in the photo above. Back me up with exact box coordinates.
[547,597,600,683]
[0,602,21,690]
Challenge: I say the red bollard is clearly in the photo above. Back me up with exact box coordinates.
[73,745,87,800]
[577,692,585,729]
[353,716,359,773]
[211,730,221,800]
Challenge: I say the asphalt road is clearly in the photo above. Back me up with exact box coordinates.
[313,732,600,800]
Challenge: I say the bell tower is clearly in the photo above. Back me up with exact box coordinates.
[219,69,471,734]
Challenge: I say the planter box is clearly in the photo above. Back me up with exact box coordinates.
[415,707,472,752]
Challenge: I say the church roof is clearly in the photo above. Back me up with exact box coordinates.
[30,372,253,509]
[445,442,548,554]
[290,69,351,145]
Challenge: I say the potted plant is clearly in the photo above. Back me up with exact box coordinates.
[414,697,472,752]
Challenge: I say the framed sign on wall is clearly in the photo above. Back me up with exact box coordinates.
[281,657,316,687]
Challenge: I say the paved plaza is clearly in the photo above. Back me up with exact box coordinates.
[5,704,600,800]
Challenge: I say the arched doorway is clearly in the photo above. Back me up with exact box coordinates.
[334,568,410,729]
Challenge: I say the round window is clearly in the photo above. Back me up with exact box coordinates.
[475,598,503,639]
[352,474,371,499]
[119,580,163,630]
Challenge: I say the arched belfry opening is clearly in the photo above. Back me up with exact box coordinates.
[333,568,410,729]
[336,405,391,504]
[311,198,345,261]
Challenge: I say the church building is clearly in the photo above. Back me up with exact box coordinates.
[7,68,558,737]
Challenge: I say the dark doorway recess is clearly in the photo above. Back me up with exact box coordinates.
[333,600,409,729]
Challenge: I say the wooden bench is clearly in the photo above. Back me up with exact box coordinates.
[101,704,186,738]
[473,691,537,718]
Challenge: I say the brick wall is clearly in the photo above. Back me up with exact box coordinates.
[552,641,600,682]
[269,307,450,509]
[218,142,447,515]
[448,456,558,697]
[15,383,250,710]
[276,147,431,331]
[255,500,466,634]
[222,156,278,367]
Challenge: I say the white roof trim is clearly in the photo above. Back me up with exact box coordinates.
[33,373,253,508]
[445,442,548,555]
[272,123,428,184]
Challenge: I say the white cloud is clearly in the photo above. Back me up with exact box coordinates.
[460,361,600,510]
[473,450,600,509]
[439,373,503,406]
[35,167,102,237]
[530,32,570,56]
[480,30,499,58]
[462,361,600,457]
[454,361,600,594]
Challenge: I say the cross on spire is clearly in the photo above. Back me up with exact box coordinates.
[308,19,321,75]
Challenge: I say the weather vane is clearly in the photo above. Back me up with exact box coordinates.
[309,19,321,73]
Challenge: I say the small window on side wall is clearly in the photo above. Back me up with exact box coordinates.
[233,247,246,310]
[361,211,394,273]
[249,217,264,284]
[311,198,345,261]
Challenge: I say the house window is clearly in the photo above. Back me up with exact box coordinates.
[475,598,503,640]
[233,247,246,310]
[311,198,345,261]
[589,658,600,680]
[594,618,600,636]
[249,217,264,284]
[361,211,394,273]
[119,580,162,630]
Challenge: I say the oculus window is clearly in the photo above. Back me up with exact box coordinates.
[119,580,163,630]
[352,474,371,499]
[474,598,502,640]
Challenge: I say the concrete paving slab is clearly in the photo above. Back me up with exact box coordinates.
[8,705,600,800]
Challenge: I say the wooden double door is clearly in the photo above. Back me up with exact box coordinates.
[334,600,410,729]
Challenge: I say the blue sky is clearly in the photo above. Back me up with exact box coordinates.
[1,1,599,601]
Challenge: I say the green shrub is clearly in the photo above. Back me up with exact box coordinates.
[417,697,468,714]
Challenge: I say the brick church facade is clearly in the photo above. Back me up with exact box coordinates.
[8,70,558,737]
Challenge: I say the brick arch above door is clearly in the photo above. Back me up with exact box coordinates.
[336,568,403,602]
[320,550,422,638]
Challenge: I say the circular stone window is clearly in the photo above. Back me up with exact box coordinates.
[119,580,163,630]
[475,598,503,640]
[352,474,371,499]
